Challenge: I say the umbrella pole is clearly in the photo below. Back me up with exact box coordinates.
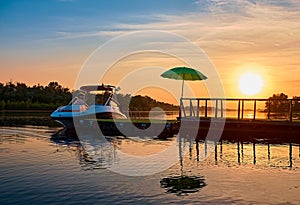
[179,79,184,120]
[181,79,184,98]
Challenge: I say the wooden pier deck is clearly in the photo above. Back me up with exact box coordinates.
[179,117,300,143]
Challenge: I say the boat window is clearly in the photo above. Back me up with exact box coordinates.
[69,92,88,106]
[73,97,86,105]
[95,91,111,105]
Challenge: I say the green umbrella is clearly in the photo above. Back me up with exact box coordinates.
[160,66,207,97]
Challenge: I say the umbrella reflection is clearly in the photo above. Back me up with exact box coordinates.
[160,134,207,196]
[160,175,206,196]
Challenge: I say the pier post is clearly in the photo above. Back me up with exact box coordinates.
[215,100,218,118]
[220,100,224,118]
[205,100,208,118]
[241,100,244,119]
[289,100,293,122]
[253,100,257,120]
[197,99,200,118]
[238,100,241,120]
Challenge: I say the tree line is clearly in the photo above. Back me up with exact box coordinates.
[116,94,179,111]
[1,81,297,113]
[0,82,72,110]
[265,93,300,113]
[0,82,179,111]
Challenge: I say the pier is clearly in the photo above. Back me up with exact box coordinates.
[179,98,300,143]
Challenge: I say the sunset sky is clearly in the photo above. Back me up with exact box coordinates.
[1,0,300,104]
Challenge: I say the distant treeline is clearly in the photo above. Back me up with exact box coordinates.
[265,93,300,113]
[117,94,179,111]
[0,82,72,110]
[0,82,179,111]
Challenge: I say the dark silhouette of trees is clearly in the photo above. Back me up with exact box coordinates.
[265,93,300,116]
[115,94,178,111]
[265,93,289,114]
[0,81,72,110]
[292,96,300,113]
[128,95,178,111]
[0,82,179,111]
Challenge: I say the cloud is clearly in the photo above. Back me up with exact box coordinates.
[40,1,300,79]
[99,0,299,97]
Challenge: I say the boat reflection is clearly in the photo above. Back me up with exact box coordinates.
[51,130,121,170]
[50,128,177,172]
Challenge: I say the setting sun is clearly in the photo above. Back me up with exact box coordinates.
[239,73,264,96]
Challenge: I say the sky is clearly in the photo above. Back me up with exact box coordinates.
[1,0,300,103]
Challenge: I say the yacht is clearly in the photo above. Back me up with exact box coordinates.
[50,84,127,129]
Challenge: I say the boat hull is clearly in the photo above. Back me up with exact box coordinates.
[50,103,127,130]
[51,112,127,128]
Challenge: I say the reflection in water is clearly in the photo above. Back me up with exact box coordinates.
[51,131,119,170]
[1,127,299,204]
[51,128,178,175]
[51,129,300,173]
[49,127,300,173]
[160,175,206,196]
[160,135,207,196]
[194,140,299,169]
[51,128,300,197]
[253,143,256,165]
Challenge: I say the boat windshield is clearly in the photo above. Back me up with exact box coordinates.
[70,85,118,106]
[82,90,113,106]
[69,92,87,106]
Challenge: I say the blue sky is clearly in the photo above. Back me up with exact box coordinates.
[1,0,300,100]
[0,0,197,44]
[0,0,200,68]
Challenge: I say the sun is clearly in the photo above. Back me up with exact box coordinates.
[239,73,263,96]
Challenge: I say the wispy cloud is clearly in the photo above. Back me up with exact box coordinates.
[97,0,299,96]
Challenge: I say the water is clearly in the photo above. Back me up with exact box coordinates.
[0,126,299,204]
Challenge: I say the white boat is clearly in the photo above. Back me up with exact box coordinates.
[50,84,127,129]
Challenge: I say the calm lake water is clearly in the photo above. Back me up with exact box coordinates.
[0,125,299,205]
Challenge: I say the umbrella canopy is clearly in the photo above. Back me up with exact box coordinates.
[160,66,207,97]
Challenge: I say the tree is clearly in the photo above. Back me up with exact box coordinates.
[265,93,289,114]
[292,96,300,113]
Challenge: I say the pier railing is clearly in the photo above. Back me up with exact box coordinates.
[180,98,300,122]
